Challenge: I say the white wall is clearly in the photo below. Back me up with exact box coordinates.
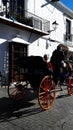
[27,0,63,58]
[28,0,73,58]
[28,36,59,61]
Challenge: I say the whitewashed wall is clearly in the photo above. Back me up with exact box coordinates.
[28,0,73,59]
[28,0,63,59]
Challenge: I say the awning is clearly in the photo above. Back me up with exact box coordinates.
[8,37,29,45]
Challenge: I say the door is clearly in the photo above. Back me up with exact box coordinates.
[9,42,27,82]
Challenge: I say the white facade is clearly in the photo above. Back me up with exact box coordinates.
[0,0,73,60]
[27,0,73,60]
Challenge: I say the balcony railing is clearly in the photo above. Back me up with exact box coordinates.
[64,33,73,42]
[64,33,73,46]
[0,8,50,33]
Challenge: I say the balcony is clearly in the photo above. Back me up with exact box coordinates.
[64,33,73,47]
[0,8,50,36]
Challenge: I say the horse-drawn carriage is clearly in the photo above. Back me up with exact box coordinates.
[7,56,73,110]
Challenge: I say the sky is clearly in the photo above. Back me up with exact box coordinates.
[61,0,73,11]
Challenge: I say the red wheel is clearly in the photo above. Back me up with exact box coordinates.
[68,77,73,96]
[38,75,56,110]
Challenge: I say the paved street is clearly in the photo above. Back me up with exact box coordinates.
[0,85,73,130]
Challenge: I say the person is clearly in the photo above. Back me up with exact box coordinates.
[50,45,64,84]
[43,54,54,71]
[43,54,48,63]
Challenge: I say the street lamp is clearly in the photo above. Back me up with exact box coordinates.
[52,20,59,30]
[48,20,59,33]
[46,20,59,48]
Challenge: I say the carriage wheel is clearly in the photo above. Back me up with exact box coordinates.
[7,74,29,101]
[68,77,73,96]
[38,75,56,110]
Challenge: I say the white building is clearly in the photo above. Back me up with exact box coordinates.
[28,0,73,58]
[0,0,73,83]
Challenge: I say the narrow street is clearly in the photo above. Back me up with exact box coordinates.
[0,85,73,130]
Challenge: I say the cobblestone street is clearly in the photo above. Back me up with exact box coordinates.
[0,86,73,130]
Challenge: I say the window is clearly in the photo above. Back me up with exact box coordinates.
[66,19,71,41]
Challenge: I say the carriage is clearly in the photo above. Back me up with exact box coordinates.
[7,56,73,110]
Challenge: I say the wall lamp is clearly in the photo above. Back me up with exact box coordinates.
[48,20,59,33]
